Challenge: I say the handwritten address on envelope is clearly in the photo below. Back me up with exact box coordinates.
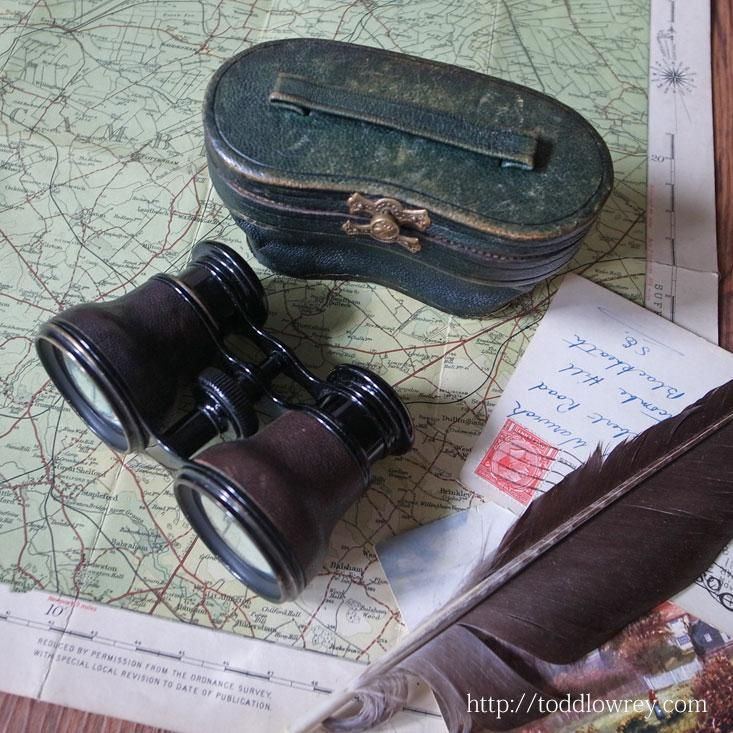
[462,274,732,507]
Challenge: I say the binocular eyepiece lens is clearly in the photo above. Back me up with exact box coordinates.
[35,240,414,602]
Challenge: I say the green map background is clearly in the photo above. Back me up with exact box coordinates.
[0,0,646,662]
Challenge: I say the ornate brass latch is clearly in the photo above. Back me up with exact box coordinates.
[341,193,430,254]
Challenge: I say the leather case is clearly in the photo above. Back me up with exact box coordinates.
[203,39,613,317]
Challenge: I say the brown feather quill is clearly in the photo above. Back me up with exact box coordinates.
[291,378,733,733]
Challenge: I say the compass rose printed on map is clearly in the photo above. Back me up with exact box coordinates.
[651,60,696,95]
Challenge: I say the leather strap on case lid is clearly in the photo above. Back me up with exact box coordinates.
[269,72,537,170]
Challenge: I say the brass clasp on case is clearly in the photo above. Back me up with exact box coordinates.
[342,193,430,253]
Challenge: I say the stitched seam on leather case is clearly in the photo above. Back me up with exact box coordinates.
[238,215,580,279]
[215,176,587,263]
[207,137,610,234]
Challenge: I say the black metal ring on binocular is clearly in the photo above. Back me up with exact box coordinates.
[35,240,413,602]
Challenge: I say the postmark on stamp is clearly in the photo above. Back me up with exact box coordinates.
[475,419,558,505]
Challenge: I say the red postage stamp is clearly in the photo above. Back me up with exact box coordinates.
[475,419,558,505]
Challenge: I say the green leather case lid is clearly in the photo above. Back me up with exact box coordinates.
[204,38,613,243]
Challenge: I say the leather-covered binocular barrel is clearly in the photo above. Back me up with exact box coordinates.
[36,241,413,602]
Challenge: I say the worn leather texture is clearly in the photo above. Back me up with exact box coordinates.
[204,38,613,316]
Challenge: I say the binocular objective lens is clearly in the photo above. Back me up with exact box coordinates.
[198,493,275,581]
[61,351,123,431]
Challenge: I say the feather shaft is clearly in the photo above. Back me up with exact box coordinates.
[290,692,360,733]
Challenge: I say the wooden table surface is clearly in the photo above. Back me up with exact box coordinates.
[715,2,733,350]
[2,5,732,732]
